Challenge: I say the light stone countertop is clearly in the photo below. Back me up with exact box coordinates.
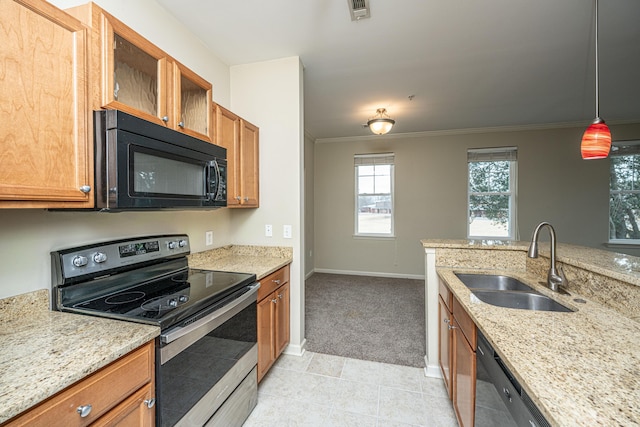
[188,244,293,279]
[438,267,640,426]
[0,289,159,424]
[421,238,640,287]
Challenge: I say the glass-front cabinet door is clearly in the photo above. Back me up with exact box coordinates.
[66,3,214,143]
[101,14,170,127]
[174,62,213,142]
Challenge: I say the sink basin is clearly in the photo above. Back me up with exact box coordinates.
[455,273,534,291]
[471,290,573,312]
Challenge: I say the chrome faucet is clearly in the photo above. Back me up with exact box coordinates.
[527,222,567,292]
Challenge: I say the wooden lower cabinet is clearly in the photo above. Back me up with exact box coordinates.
[3,341,155,427]
[438,296,453,399]
[438,278,476,427]
[453,318,476,427]
[257,265,291,382]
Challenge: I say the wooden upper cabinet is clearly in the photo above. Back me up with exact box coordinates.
[174,62,212,141]
[239,119,260,207]
[0,0,92,208]
[66,2,213,143]
[214,103,260,208]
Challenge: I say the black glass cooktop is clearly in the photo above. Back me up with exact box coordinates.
[71,268,255,328]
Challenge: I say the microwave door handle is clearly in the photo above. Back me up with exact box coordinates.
[206,160,219,200]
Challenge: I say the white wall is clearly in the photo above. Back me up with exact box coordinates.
[313,122,640,278]
[229,57,306,353]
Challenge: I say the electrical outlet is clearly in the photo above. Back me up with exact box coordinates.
[283,225,292,239]
[265,224,273,237]
[205,231,213,246]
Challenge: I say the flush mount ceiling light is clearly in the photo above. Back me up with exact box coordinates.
[581,0,612,160]
[367,108,395,135]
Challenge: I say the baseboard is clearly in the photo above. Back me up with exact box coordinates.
[312,268,424,280]
[283,338,307,357]
[305,270,314,280]
[424,355,442,378]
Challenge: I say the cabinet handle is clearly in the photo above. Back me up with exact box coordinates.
[144,398,156,409]
[235,196,241,201]
[76,404,92,418]
[278,293,283,299]
[79,185,91,193]
[178,121,185,128]
[273,279,281,285]
[161,116,169,123]
[244,197,249,202]
[448,324,457,330]
[271,298,278,304]
[443,318,450,324]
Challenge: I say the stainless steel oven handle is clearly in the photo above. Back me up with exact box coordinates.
[161,283,259,345]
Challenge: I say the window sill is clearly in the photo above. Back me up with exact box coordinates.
[353,234,396,240]
[606,241,640,249]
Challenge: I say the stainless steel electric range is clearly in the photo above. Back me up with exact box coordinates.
[51,234,259,427]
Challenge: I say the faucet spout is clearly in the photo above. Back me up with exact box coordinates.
[527,222,567,292]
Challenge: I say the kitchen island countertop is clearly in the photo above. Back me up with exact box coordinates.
[423,239,640,426]
[0,289,159,424]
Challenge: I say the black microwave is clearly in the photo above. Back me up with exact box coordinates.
[93,110,226,211]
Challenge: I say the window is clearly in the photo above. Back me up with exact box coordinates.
[467,147,517,239]
[609,141,640,243]
[355,153,394,236]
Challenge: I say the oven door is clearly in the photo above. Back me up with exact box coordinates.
[157,284,258,427]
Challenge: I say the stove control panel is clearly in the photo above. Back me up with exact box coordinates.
[53,235,191,280]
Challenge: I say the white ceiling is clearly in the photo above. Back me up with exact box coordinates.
[157,0,640,140]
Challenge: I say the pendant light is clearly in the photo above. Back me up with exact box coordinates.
[581,0,611,159]
[367,108,395,135]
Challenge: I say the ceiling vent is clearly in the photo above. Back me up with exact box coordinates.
[348,0,370,21]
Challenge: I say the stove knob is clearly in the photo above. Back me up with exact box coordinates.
[168,241,177,250]
[72,255,88,267]
[168,298,178,307]
[178,295,189,303]
[178,239,187,248]
[93,252,107,263]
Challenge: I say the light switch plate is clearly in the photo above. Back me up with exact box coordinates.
[265,224,273,237]
[205,231,213,246]
[283,225,292,239]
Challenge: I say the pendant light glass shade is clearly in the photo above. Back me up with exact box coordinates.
[581,117,611,159]
[581,0,611,159]
[367,108,395,135]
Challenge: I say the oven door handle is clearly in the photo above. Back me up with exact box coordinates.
[160,283,259,345]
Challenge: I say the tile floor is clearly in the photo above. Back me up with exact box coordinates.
[243,351,458,427]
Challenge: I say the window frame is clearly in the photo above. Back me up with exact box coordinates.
[466,147,518,240]
[354,153,395,238]
[608,140,640,245]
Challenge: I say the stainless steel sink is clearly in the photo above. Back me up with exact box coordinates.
[454,273,574,312]
[472,290,573,312]
[455,273,534,291]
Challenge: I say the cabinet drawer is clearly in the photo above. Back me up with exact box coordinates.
[439,278,452,311]
[6,342,154,427]
[258,265,290,301]
[453,297,476,350]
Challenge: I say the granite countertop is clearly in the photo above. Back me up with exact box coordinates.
[188,244,293,279]
[422,238,640,287]
[0,290,159,424]
[438,268,640,426]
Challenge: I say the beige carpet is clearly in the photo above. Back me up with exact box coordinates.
[305,273,425,367]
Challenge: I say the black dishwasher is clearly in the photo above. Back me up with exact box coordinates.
[475,331,551,427]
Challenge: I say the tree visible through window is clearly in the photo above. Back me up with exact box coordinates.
[610,142,640,242]
[355,153,394,236]
[467,147,517,239]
